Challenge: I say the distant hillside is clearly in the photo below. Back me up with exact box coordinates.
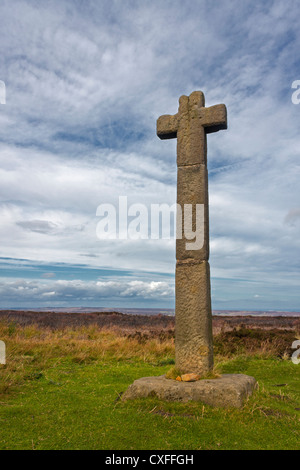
[1,307,300,317]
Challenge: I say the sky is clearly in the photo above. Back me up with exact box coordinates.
[0,0,299,310]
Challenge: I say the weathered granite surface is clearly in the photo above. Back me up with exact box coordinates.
[175,260,213,373]
[122,374,258,409]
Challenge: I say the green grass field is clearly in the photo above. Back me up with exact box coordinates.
[0,322,299,450]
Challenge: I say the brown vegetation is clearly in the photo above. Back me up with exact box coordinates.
[213,327,298,358]
[0,312,299,396]
[0,310,174,334]
[0,311,298,361]
[0,310,299,335]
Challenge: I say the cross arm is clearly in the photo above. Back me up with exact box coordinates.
[200,104,227,134]
[157,114,179,140]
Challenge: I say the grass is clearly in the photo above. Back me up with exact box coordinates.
[0,321,299,450]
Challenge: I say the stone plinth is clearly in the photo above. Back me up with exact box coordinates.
[122,374,257,409]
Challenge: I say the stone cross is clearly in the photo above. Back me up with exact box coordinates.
[157,91,227,375]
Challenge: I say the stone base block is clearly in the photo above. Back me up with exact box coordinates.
[122,374,257,409]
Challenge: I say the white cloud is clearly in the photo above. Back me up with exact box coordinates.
[0,278,174,307]
[0,0,299,309]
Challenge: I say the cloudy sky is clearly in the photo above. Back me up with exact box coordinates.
[0,0,299,310]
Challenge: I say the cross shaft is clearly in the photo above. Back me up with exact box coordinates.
[157,91,227,375]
